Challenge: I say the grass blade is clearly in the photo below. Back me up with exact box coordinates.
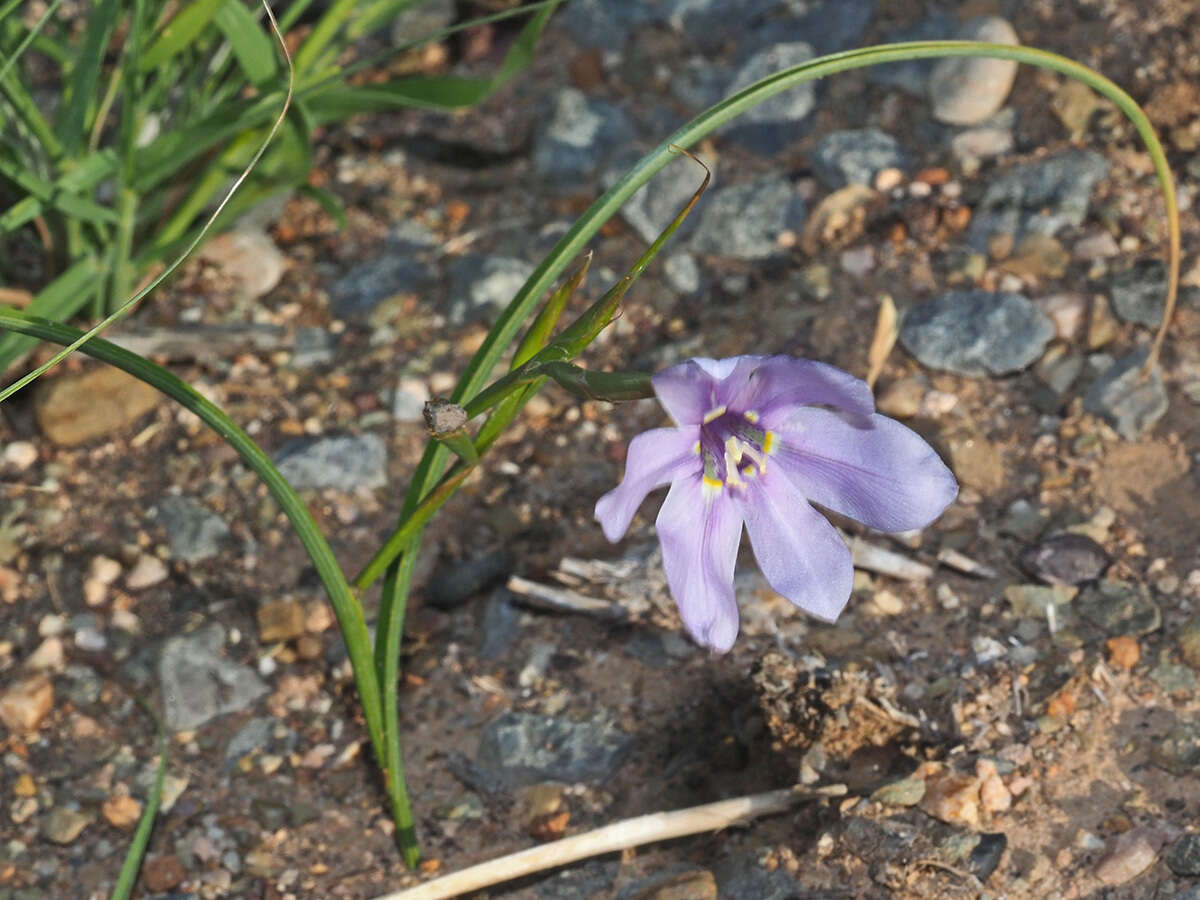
[54,0,119,155]
[139,0,228,72]
[213,0,279,87]
[0,148,118,233]
[0,257,101,373]
[109,697,167,900]
[0,153,119,227]
[0,0,295,406]
[303,0,559,118]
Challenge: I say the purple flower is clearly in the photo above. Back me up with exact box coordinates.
[595,356,957,651]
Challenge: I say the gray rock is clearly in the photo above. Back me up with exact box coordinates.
[1150,662,1197,694]
[391,378,429,423]
[426,551,514,610]
[476,711,633,787]
[159,624,268,731]
[614,866,715,900]
[968,150,1111,250]
[328,256,432,318]
[689,176,806,260]
[1168,835,1200,876]
[1152,723,1200,775]
[224,717,273,764]
[447,254,535,325]
[665,0,784,41]
[663,253,702,296]
[735,0,875,57]
[969,833,1008,883]
[478,589,521,661]
[534,860,620,899]
[950,108,1017,164]
[811,128,905,189]
[869,15,956,95]
[290,327,336,369]
[560,0,655,47]
[1082,349,1168,440]
[1077,580,1161,637]
[1110,259,1169,327]
[275,434,387,491]
[617,156,715,244]
[1019,533,1110,585]
[712,852,802,900]
[533,89,635,182]
[154,496,232,564]
[930,17,1019,125]
[721,42,816,152]
[900,290,1054,376]
[669,57,729,111]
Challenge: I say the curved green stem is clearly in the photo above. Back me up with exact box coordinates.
[0,308,389,778]
[377,540,421,867]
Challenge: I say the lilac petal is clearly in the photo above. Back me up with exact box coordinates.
[595,426,701,541]
[741,469,854,621]
[689,357,750,382]
[656,475,743,651]
[774,408,958,533]
[727,356,875,426]
[651,360,720,426]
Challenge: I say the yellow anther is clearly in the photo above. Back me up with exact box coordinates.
[702,405,727,424]
[744,411,759,424]
[762,431,776,455]
[702,475,724,494]
[692,441,701,455]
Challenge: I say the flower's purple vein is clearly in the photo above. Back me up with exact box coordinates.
[595,355,958,651]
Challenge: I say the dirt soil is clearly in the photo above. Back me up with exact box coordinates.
[3,1,1200,899]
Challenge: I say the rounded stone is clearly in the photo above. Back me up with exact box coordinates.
[930,18,1020,125]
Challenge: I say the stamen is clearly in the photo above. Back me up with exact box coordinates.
[739,441,767,474]
[744,410,759,424]
[702,474,724,498]
[724,436,743,464]
[723,442,745,488]
[702,405,727,424]
[692,441,701,455]
[762,430,776,455]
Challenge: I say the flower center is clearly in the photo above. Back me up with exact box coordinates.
[696,407,776,494]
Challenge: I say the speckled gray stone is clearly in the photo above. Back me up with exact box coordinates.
[900,290,1055,376]
[968,150,1111,250]
[812,128,906,188]
[159,624,267,731]
[275,433,387,491]
[689,176,806,260]
[1083,349,1168,440]
[154,496,231,563]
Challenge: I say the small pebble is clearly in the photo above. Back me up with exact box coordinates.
[1095,831,1159,886]
[1106,635,1140,670]
[42,807,92,844]
[920,772,981,828]
[871,777,925,807]
[2,441,37,470]
[126,554,168,590]
[101,794,142,830]
[0,674,53,732]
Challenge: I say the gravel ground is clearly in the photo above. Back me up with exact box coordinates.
[3,1,1200,898]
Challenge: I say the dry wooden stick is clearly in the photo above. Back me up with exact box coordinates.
[371,784,845,900]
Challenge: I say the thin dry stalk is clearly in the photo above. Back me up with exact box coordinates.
[372,785,843,900]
